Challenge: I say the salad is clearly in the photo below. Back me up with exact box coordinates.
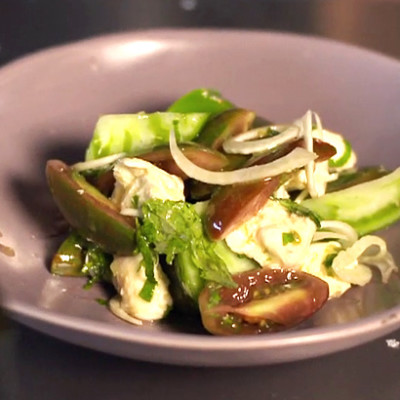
[46,89,399,335]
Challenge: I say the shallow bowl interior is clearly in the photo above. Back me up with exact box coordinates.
[1,30,400,366]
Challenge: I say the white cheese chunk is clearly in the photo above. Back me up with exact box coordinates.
[225,200,317,268]
[111,157,185,216]
[110,254,172,322]
[225,199,352,298]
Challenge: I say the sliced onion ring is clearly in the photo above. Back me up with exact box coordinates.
[169,129,316,185]
[300,110,317,198]
[331,235,395,285]
[73,153,126,172]
[313,220,358,246]
[222,125,300,155]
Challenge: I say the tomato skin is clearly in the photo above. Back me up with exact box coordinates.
[247,138,336,167]
[205,177,280,240]
[204,136,335,241]
[199,268,329,335]
[138,144,230,180]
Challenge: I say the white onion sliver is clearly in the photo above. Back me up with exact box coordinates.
[332,235,396,285]
[312,231,349,243]
[222,125,300,155]
[169,129,317,185]
[73,152,126,172]
[313,112,323,138]
[301,110,318,198]
[294,189,309,203]
[366,252,397,283]
[319,220,359,245]
[120,208,141,217]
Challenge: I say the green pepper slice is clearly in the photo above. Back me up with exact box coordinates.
[168,88,234,114]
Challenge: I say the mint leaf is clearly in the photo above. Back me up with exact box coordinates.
[139,199,236,288]
[136,231,158,301]
[81,242,113,289]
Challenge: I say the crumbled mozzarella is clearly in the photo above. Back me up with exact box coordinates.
[110,254,172,322]
[111,157,185,216]
[225,200,317,268]
[225,199,356,298]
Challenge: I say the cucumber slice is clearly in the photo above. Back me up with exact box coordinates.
[85,112,209,160]
[302,168,400,236]
[329,139,353,168]
[214,240,259,275]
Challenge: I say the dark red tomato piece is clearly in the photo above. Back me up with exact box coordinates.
[203,136,334,240]
[138,144,229,179]
[312,138,337,162]
[86,169,115,197]
[247,138,336,167]
[196,109,256,150]
[205,177,280,240]
[199,268,329,335]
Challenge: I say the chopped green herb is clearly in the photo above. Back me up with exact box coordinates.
[208,290,222,308]
[131,195,140,208]
[221,313,241,332]
[82,243,113,289]
[136,231,158,301]
[324,253,338,276]
[96,298,108,306]
[266,127,281,137]
[138,199,236,288]
[222,313,236,326]
[139,278,157,302]
[278,198,321,228]
[282,231,301,246]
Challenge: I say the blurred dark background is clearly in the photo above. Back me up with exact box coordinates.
[1,0,400,67]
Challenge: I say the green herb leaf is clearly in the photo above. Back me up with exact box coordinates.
[139,278,157,302]
[96,298,108,306]
[278,198,321,228]
[324,253,338,276]
[266,127,281,137]
[282,231,301,246]
[77,241,113,289]
[138,199,236,288]
[208,290,222,308]
[136,231,158,301]
[82,243,113,289]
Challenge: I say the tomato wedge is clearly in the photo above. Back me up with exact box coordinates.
[247,138,336,166]
[205,177,280,240]
[199,268,329,335]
